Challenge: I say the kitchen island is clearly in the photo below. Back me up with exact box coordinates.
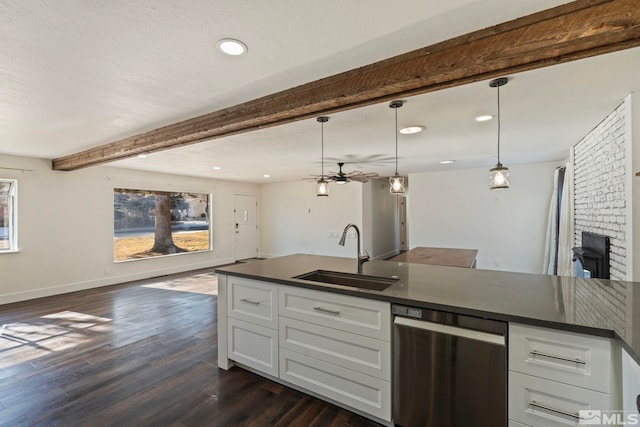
[216,254,640,426]
[387,246,478,268]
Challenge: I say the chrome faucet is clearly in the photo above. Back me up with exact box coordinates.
[338,223,369,274]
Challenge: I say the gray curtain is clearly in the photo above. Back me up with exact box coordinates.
[543,161,574,276]
[557,161,575,277]
[543,167,562,274]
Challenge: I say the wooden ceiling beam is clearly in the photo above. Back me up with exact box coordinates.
[53,0,640,171]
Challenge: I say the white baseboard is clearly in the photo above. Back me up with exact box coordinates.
[0,257,235,306]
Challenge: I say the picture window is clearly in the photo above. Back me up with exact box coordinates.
[114,188,211,261]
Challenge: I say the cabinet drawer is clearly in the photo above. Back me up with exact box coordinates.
[228,277,277,329]
[279,316,390,381]
[279,349,391,421]
[509,371,611,427]
[228,317,278,377]
[279,285,390,340]
[509,324,612,393]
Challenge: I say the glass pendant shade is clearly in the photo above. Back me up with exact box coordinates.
[389,100,406,195]
[316,179,329,196]
[488,77,510,190]
[489,163,509,189]
[389,174,405,194]
[316,116,330,197]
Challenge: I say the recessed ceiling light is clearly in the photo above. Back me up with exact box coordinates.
[476,115,493,122]
[440,160,456,164]
[263,174,271,178]
[137,154,147,158]
[218,38,247,56]
[212,166,221,170]
[398,126,425,135]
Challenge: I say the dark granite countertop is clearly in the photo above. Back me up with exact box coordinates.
[216,254,640,364]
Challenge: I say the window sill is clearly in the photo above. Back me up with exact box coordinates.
[0,249,20,254]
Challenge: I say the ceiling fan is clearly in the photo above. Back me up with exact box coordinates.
[307,162,379,184]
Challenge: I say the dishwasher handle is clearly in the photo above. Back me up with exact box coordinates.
[394,316,505,346]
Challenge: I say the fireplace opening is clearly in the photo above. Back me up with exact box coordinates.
[572,231,610,279]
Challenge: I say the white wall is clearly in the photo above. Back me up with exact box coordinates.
[0,152,564,304]
[407,161,560,273]
[0,153,258,304]
[259,181,362,258]
[362,180,399,260]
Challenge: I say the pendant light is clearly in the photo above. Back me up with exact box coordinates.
[489,77,510,190]
[316,116,330,197]
[389,100,406,194]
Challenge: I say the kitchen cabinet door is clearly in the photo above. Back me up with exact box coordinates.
[622,349,640,418]
[228,317,278,377]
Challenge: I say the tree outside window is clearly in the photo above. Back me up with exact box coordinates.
[113,188,210,261]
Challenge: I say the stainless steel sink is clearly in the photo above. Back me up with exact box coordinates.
[294,270,398,291]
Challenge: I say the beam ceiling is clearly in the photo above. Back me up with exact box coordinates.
[52,0,640,171]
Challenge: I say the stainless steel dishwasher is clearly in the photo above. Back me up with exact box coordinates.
[393,305,507,427]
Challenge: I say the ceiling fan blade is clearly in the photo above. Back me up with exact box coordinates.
[348,172,379,183]
[350,176,369,183]
[360,172,380,178]
[345,170,379,178]
[314,161,380,184]
[324,154,396,166]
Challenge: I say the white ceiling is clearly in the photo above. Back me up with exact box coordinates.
[2,0,639,183]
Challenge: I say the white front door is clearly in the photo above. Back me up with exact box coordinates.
[234,194,257,261]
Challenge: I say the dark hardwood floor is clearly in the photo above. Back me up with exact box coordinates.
[0,269,381,427]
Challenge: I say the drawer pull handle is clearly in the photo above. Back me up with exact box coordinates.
[313,306,340,315]
[240,298,260,305]
[530,350,586,365]
[529,401,580,420]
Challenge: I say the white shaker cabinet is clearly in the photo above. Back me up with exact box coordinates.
[225,276,279,376]
[227,276,278,328]
[278,285,391,421]
[218,275,392,424]
[622,349,640,420]
[509,323,619,427]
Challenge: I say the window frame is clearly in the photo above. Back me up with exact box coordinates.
[0,179,17,252]
[113,187,212,262]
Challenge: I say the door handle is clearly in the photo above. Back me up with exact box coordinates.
[313,306,340,316]
[530,350,586,365]
[394,316,504,346]
[529,400,580,420]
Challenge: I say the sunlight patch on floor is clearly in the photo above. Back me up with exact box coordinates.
[142,273,218,296]
[0,311,112,368]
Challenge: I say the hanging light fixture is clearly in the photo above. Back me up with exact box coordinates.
[389,100,406,194]
[489,77,510,190]
[316,116,330,197]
